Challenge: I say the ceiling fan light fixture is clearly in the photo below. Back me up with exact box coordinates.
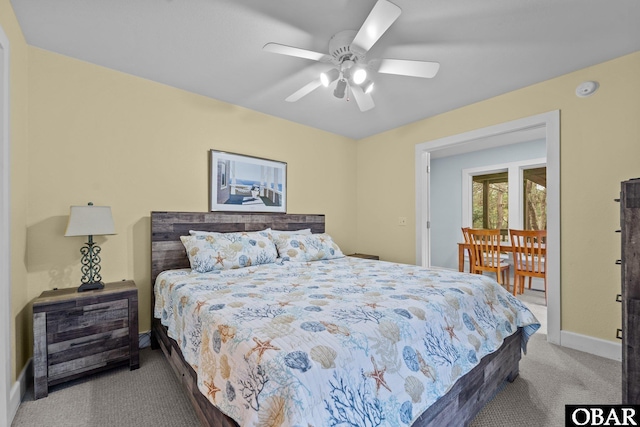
[352,68,367,85]
[334,79,347,99]
[320,69,340,88]
[361,79,374,94]
[264,0,439,112]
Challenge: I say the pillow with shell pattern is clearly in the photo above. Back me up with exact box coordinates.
[273,233,344,262]
[180,230,277,272]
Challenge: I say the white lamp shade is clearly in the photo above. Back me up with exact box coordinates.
[65,205,116,237]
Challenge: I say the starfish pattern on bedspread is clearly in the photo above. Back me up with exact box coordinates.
[364,356,392,394]
[246,337,280,363]
[154,256,540,426]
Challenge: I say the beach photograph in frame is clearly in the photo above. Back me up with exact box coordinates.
[210,150,287,213]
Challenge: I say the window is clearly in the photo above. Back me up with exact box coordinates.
[462,158,546,235]
[472,171,509,229]
[472,171,509,240]
[523,167,546,230]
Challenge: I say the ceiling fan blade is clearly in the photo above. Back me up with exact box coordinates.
[350,85,375,112]
[378,59,440,78]
[285,79,323,102]
[351,0,402,53]
[263,42,331,62]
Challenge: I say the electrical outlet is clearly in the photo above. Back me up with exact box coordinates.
[398,217,407,226]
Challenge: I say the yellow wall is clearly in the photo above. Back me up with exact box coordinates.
[356,51,640,342]
[6,0,640,384]
[1,0,30,383]
[24,47,356,364]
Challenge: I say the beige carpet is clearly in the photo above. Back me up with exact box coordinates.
[472,288,621,426]
[13,291,620,427]
[12,349,199,427]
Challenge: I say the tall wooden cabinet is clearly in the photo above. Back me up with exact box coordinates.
[620,178,640,404]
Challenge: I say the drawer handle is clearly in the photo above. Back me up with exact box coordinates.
[616,260,622,265]
[617,329,623,340]
[614,198,621,202]
[615,229,621,233]
[616,294,622,302]
[70,338,98,347]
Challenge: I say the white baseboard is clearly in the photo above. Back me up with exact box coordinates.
[8,358,31,424]
[560,330,622,361]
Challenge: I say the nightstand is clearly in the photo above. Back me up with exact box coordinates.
[348,253,380,260]
[33,280,139,399]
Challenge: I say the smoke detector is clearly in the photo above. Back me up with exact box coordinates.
[576,81,599,98]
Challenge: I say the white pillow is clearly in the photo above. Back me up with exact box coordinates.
[189,228,311,237]
[268,228,312,238]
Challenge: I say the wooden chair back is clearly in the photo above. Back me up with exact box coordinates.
[509,229,546,276]
[467,228,510,287]
[509,229,547,297]
[461,227,471,244]
[461,227,473,272]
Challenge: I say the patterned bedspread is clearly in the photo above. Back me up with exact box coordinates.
[154,257,539,427]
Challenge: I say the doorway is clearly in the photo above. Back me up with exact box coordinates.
[466,163,548,294]
[414,111,560,345]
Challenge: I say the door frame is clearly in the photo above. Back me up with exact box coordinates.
[0,22,12,426]
[415,111,560,345]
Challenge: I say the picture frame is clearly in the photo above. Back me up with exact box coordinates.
[209,150,287,213]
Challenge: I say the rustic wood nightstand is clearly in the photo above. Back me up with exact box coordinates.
[348,253,380,260]
[32,280,139,399]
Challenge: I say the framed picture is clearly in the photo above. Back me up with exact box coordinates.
[210,150,287,213]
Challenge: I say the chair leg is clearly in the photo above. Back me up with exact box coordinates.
[502,270,508,292]
[512,274,518,296]
[528,276,532,290]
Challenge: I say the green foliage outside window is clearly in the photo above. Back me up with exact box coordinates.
[472,167,546,233]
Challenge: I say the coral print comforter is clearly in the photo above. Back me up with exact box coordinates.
[154,257,539,427]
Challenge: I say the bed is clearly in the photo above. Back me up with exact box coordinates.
[150,211,539,427]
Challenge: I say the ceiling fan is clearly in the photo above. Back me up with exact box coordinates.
[263,0,440,112]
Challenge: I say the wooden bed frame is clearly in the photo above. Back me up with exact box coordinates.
[150,211,522,427]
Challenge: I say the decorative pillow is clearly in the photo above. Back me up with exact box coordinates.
[188,229,245,236]
[190,228,312,238]
[267,228,311,240]
[273,233,344,262]
[180,230,277,272]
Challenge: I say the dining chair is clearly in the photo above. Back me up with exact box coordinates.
[461,227,474,273]
[509,229,546,299]
[467,228,510,290]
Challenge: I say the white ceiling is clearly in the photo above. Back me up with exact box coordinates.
[10,0,640,139]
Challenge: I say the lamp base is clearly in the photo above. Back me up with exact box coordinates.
[77,281,105,292]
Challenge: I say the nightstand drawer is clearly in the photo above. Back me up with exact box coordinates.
[48,347,131,382]
[48,327,130,365]
[46,299,129,343]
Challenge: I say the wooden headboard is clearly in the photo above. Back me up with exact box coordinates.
[150,211,325,286]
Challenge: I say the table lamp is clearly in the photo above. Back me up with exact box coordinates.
[64,202,116,292]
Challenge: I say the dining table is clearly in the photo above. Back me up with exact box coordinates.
[457,241,546,272]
